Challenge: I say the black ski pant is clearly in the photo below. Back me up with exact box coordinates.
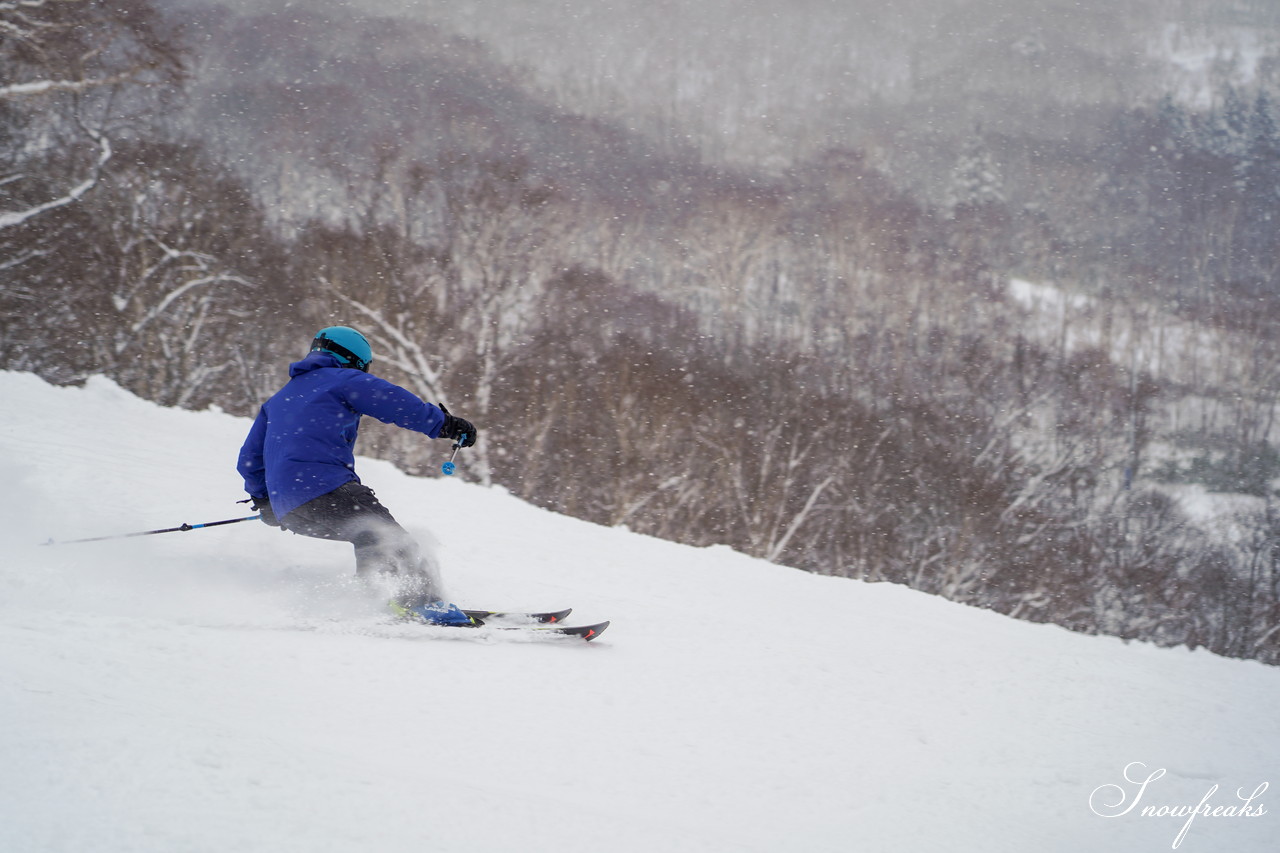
[280,480,436,603]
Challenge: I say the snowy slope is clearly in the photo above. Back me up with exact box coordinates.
[0,371,1277,853]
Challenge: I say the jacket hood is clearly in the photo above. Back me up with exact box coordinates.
[288,350,346,378]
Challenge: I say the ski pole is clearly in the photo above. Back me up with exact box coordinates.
[441,433,469,476]
[42,515,262,546]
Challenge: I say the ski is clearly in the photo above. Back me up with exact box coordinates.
[540,620,609,641]
[488,620,609,641]
[468,613,610,642]
[461,607,572,625]
[392,602,608,641]
[437,617,609,642]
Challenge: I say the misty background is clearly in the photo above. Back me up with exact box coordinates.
[3,0,1280,662]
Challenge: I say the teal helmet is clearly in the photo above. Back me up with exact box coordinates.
[311,326,372,371]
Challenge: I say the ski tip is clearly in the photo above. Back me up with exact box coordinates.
[576,620,610,641]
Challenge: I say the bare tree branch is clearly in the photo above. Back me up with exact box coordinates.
[0,70,140,98]
[0,127,111,230]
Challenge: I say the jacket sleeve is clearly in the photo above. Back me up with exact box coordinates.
[341,373,448,438]
[237,407,270,497]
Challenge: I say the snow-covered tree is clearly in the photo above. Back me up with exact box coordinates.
[944,134,1006,214]
[1235,89,1280,291]
[0,0,183,231]
[941,133,1011,290]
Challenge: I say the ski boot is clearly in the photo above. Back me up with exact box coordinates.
[390,595,477,627]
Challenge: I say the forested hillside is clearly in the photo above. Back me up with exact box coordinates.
[3,0,1280,663]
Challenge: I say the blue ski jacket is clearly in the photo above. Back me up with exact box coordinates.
[237,351,447,519]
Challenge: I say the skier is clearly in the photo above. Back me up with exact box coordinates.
[237,325,478,626]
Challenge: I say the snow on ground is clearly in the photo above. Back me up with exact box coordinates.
[1007,277,1270,419]
[1150,22,1274,108]
[1006,277,1229,381]
[1007,277,1277,524]
[1,370,1277,853]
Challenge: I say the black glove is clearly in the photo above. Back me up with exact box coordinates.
[438,404,478,448]
[250,495,280,527]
